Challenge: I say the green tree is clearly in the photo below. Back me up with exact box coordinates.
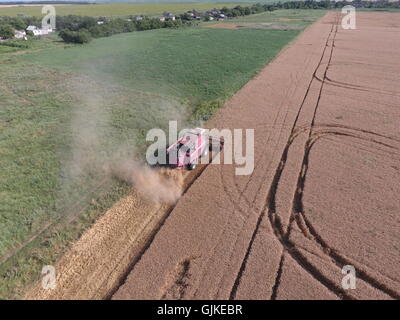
[59,29,92,44]
[11,17,27,30]
[0,24,14,39]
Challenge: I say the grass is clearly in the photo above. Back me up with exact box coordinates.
[221,8,327,24]
[0,45,18,54]
[0,3,248,17]
[0,9,325,299]
[357,7,400,12]
[25,27,302,101]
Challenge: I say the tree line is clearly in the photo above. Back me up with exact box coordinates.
[58,16,186,43]
[1,1,399,43]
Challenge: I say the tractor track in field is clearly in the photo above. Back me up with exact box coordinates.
[222,12,337,216]
[194,43,307,299]
[167,21,322,299]
[287,15,398,299]
[317,76,400,98]
[229,12,345,300]
[230,12,400,300]
[282,127,400,299]
[197,39,323,298]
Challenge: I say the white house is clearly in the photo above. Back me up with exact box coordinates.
[32,29,42,36]
[26,25,37,32]
[26,25,53,36]
[163,12,176,21]
[14,30,26,39]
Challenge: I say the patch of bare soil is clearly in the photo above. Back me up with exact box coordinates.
[205,23,239,29]
[278,18,298,22]
[206,22,303,30]
[113,12,400,300]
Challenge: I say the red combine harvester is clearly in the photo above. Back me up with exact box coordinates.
[166,128,223,170]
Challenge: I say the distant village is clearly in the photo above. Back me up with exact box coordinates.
[99,8,228,25]
[0,24,54,41]
[1,7,228,41]
[157,8,227,22]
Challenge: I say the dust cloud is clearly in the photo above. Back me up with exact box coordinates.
[110,158,183,204]
[58,73,187,209]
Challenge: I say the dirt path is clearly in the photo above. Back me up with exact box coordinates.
[113,12,400,300]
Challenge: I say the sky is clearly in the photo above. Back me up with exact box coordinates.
[0,0,251,2]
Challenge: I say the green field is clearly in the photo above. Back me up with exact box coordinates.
[221,8,326,24]
[0,9,325,298]
[0,3,248,17]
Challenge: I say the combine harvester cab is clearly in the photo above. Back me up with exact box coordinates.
[166,128,209,170]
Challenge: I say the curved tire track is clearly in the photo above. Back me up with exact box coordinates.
[231,12,400,300]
